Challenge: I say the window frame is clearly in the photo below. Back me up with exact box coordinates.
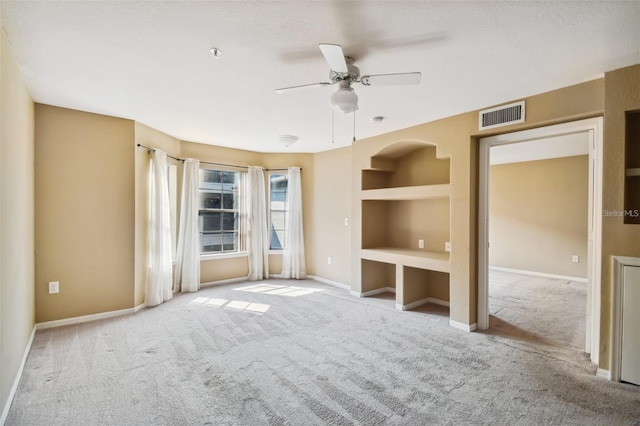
[198,167,245,256]
[268,172,289,252]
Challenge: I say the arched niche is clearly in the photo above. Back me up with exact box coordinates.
[362,140,450,190]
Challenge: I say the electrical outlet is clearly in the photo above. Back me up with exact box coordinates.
[344,218,349,226]
[572,255,579,263]
[418,239,424,249]
[445,242,451,252]
[48,281,59,294]
[328,256,332,265]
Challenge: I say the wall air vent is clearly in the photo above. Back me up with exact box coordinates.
[479,101,525,131]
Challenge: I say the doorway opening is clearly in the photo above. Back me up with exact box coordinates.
[478,118,603,365]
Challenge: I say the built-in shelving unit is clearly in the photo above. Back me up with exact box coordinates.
[358,142,451,312]
[625,111,640,224]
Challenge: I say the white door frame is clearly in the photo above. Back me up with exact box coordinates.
[478,117,603,365]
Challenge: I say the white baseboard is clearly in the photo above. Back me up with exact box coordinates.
[36,306,139,330]
[308,275,350,290]
[396,297,451,311]
[596,368,611,380]
[1,325,36,425]
[490,266,587,283]
[352,287,396,298]
[200,276,250,288]
[426,297,450,307]
[450,319,477,332]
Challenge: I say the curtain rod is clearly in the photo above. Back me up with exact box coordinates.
[136,144,300,172]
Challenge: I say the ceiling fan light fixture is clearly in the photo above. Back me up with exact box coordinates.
[330,81,359,114]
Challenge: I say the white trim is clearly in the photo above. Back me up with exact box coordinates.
[268,274,284,279]
[36,307,137,330]
[200,251,248,261]
[351,287,396,298]
[1,325,36,425]
[396,297,450,311]
[427,297,451,307]
[489,266,587,283]
[596,368,611,380]
[134,303,146,313]
[450,319,477,332]
[478,117,603,367]
[200,276,250,288]
[308,275,350,290]
[611,256,640,382]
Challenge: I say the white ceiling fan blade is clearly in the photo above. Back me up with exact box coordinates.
[275,82,331,94]
[359,72,422,86]
[318,44,348,73]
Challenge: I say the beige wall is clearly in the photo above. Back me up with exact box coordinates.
[312,146,352,285]
[0,28,35,419]
[601,64,640,369]
[489,156,589,278]
[35,105,135,322]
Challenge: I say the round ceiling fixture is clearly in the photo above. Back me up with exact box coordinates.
[210,48,222,59]
[277,135,298,147]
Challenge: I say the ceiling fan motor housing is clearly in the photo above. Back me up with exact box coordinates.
[330,58,360,83]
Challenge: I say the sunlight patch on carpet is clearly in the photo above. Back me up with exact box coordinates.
[189,296,270,313]
[235,283,324,297]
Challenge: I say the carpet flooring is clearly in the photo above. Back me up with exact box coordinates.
[489,270,587,351]
[6,278,640,425]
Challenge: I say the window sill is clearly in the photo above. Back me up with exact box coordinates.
[200,251,248,261]
[268,250,284,255]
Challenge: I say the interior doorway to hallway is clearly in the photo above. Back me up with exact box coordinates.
[478,118,603,365]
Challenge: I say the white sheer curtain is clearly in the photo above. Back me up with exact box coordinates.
[247,166,269,280]
[146,150,173,306]
[174,159,201,293]
[281,167,307,279]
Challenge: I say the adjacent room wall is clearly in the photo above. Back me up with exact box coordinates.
[0,27,35,422]
[35,105,135,323]
[489,155,589,278]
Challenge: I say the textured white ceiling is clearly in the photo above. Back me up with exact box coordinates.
[2,1,639,153]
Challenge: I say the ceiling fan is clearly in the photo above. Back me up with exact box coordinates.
[275,44,421,114]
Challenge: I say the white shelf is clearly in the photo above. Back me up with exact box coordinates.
[361,184,450,201]
[361,247,450,273]
[626,168,640,177]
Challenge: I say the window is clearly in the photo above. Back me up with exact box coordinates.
[199,169,241,254]
[269,174,289,250]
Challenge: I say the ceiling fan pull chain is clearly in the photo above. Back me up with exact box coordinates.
[332,109,335,144]
[352,109,356,143]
